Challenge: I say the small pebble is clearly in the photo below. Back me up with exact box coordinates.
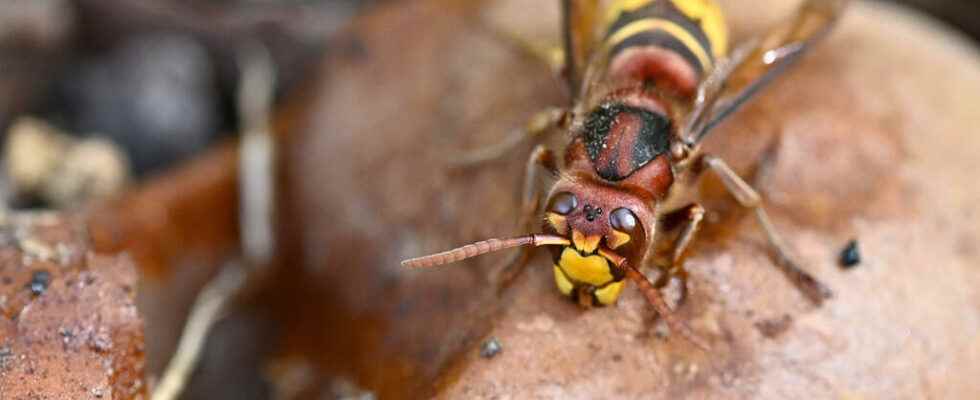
[90,332,113,352]
[839,239,861,268]
[28,270,50,296]
[479,337,502,359]
[0,346,11,369]
[653,322,670,339]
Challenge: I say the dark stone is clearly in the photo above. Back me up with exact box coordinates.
[54,34,220,175]
[29,269,51,296]
[480,337,502,359]
[839,239,861,268]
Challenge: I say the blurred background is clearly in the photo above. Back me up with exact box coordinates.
[0,0,384,209]
[0,0,975,209]
[0,0,976,399]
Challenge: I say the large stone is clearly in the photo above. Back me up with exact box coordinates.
[438,1,980,398]
[0,213,146,399]
[234,0,980,398]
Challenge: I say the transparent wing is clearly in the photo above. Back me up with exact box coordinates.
[684,0,850,145]
[561,0,602,100]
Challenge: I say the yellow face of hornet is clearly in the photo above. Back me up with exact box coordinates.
[542,181,653,306]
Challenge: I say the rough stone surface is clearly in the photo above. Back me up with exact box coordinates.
[267,0,980,398]
[437,1,980,399]
[272,1,557,397]
[0,213,146,399]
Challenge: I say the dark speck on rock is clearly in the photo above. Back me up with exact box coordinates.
[0,346,12,369]
[59,326,73,339]
[90,331,113,353]
[480,337,502,359]
[755,314,794,339]
[59,327,75,349]
[28,270,51,296]
[839,239,861,269]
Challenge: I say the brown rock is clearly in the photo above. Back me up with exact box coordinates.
[0,213,145,399]
[266,0,980,398]
[270,1,554,397]
[437,1,980,399]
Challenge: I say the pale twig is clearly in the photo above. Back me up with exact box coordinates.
[151,264,246,400]
[153,42,277,400]
[238,42,277,268]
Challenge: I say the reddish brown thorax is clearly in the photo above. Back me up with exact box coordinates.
[550,79,679,266]
[563,133,675,202]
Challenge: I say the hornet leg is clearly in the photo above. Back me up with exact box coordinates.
[486,23,565,75]
[703,155,833,305]
[653,203,705,309]
[623,263,710,351]
[451,107,566,167]
[494,145,557,292]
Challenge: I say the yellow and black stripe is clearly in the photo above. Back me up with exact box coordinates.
[603,0,729,77]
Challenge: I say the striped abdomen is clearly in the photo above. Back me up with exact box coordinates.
[603,0,729,96]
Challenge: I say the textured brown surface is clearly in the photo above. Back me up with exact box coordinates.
[270,0,980,398]
[0,213,146,399]
[271,1,553,397]
[438,1,980,399]
[14,0,980,398]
